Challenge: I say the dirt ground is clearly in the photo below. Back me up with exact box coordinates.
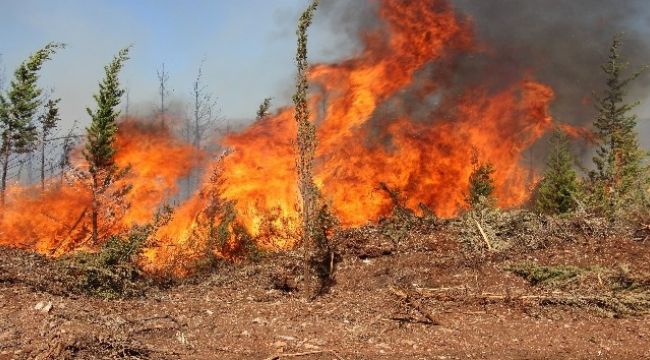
[1,224,650,359]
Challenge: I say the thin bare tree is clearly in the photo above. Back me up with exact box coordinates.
[124,88,130,119]
[38,98,61,190]
[184,59,219,194]
[191,59,219,150]
[59,121,79,185]
[157,63,170,128]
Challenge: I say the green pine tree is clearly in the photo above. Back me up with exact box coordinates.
[536,128,579,215]
[84,47,130,244]
[589,34,649,215]
[0,42,65,204]
[466,150,496,210]
[256,97,272,121]
[39,98,61,191]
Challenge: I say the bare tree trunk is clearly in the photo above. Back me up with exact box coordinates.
[1,138,10,206]
[183,115,193,198]
[91,173,99,244]
[124,89,130,119]
[59,126,76,187]
[157,63,169,129]
[301,186,314,296]
[26,152,33,185]
[41,136,46,191]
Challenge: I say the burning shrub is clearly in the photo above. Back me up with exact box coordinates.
[60,207,174,298]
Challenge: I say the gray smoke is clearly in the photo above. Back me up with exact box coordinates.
[317,0,650,162]
[453,0,650,126]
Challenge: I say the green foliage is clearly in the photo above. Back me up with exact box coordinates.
[588,34,649,215]
[311,202,339,249]
[1,42,64,203]
[84,47,130,174]
[214,201,237,250]
[98,231,146,267]
[294,0,319,226]
[256,97,272,120]
[536,128,580,215]
[466,151,496,209]
[506,262,584,285]
[63,227,149,299]
[39,98,61,137]
[208,200,260,262]
[506,262,650,317]
[0,95,7,132]
[84,47,131,244]
[39,98,62,189]
[2,42,65,154]
[378,183,421,244]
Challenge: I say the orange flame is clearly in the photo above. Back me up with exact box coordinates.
[143,0,556,272]
[0,119,200,255]
[3,0,561,275]
[558,123,596,143]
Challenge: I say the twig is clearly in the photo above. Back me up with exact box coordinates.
[388,285,439,325]
[570,193,587,214]
[471,216,493,251]
[263,349,345,360]
[50,206,88,255]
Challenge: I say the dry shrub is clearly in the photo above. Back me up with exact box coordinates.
[506,262,585,286]
[454,208,629,254]
[47,333,151,359]
[506,261,650,317]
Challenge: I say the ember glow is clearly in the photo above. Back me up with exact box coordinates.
[2,0,560,273]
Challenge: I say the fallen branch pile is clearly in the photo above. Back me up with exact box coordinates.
[410,286,650,317]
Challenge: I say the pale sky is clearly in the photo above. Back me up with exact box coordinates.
[1,0,649,147]
[0,0,356,129]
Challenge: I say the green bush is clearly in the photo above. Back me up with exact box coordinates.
[61,226,150,299]
[506,262,584,285]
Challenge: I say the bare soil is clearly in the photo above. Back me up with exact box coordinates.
[1,225,650,359]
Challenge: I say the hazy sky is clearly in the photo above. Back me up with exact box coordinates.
[1,0,649,145]
[0,0,355,129]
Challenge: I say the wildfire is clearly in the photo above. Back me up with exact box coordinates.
[0,120,200,256]
[141,0,556,273]
[2,0,560,274]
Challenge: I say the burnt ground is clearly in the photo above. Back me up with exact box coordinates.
[1,219,650,360]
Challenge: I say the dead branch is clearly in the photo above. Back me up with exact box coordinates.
[49,206,88,255]
[388,285,440,325]
[263,349,345,360]
[471,216,493,251]
[413,287,650,315]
